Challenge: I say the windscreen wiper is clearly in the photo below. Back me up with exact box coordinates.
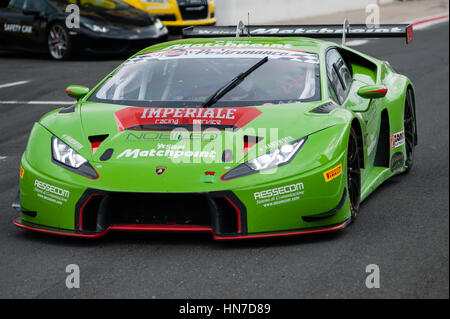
[201,56,269,108]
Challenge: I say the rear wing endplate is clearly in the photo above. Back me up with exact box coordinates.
[183,21,414,44]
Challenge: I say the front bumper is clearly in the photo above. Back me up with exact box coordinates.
[14,153,350,240]
[15,121,351,240]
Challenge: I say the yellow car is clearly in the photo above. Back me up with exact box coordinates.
[123,0,216,28]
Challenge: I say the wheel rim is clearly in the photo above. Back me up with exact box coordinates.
[48,25,68,59]
[347,131,361,217]
[404,90,416,168]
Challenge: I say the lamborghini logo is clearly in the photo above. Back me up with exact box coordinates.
[155,167,166,175]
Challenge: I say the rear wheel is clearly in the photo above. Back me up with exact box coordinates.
[404,89,416,173]
[347,128,361,220]
[47,23,72,60]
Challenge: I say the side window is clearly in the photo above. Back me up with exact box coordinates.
[326,49,353,104]
[0,0,11,8]
[22,0,45,10]
[327,79,339,104]
[8,0,26,10]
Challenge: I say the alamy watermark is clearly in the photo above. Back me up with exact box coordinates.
[65,4,80,29]
[65,264,80,289]
[366,3,380,28]
[365,264,380,289]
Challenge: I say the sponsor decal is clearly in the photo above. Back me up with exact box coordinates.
[254,182,304,207]
[126,131,218,142]
[324,164,343,182]
[62,134,83,151]
[127,47,318,65]
[34,179,70,205]
[390,152,404,172]
[259,136,294,152]
[3,23,32,33]
[114,107,261,131]
[156,143,184,150]
[164,41,294,50]
[390,130,405,149]
[116,148,216,160]
[155,167,166,175]
[185,26,407,37]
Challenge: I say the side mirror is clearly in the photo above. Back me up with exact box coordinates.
[357,85,388,99]
[66,85,89,100]
[22,8,40,16]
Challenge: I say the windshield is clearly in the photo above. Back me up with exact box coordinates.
[90,48,320,107]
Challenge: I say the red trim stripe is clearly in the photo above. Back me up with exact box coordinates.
[90,141,102,154]
[213,221,348,240]
[365,87,388,96]
[220,195,242,233]
[111,225,212,232]
[78,194,103,231]
[413,14,449,26]
[14,218,348,240]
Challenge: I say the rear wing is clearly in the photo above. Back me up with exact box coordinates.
[183,20,414,44]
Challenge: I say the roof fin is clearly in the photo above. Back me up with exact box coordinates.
[236,20,245,38]
[247,12,251,37]
[342,18,350,46]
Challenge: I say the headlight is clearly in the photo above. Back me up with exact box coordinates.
[247,138,306,171]
[82,22,109,33]
[51,136,98,179]
[155,18,164,30]
[221,137,307,181]
[52,137,87,168]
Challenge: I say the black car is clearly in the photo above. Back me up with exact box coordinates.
[0,0,168,59]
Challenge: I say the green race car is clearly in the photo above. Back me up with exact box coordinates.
[13,23,418,239]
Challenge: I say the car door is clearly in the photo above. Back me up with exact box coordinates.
[21,0,49,50]
[0,0,30,48]
[0,0,21,47]
[0,0,47,50]
[326,48,374,178]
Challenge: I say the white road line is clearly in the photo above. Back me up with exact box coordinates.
[0,156,6,161]
[0,101,73,105]
[0,80,30,89]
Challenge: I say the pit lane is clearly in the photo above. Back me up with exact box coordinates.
[0,22,448,298]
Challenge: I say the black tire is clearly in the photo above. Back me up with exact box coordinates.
[403,89,416,173]
[347,127,361,220]
[47,23,72,60]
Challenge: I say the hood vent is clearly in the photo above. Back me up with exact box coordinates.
[243,135,264,155]
[311,102,338,114]
[88,135,109,154]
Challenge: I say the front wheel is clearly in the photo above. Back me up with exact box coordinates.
[47,23,72,60]
[347,127,361,220]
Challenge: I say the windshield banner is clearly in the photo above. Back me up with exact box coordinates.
[125,48,319,65]
[114,106,262,131]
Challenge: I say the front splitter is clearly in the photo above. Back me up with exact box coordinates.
[13,217,350,240]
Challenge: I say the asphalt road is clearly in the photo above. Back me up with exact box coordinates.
[0,23,448,299]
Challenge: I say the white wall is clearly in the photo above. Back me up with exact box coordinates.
[215,0,393,25]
